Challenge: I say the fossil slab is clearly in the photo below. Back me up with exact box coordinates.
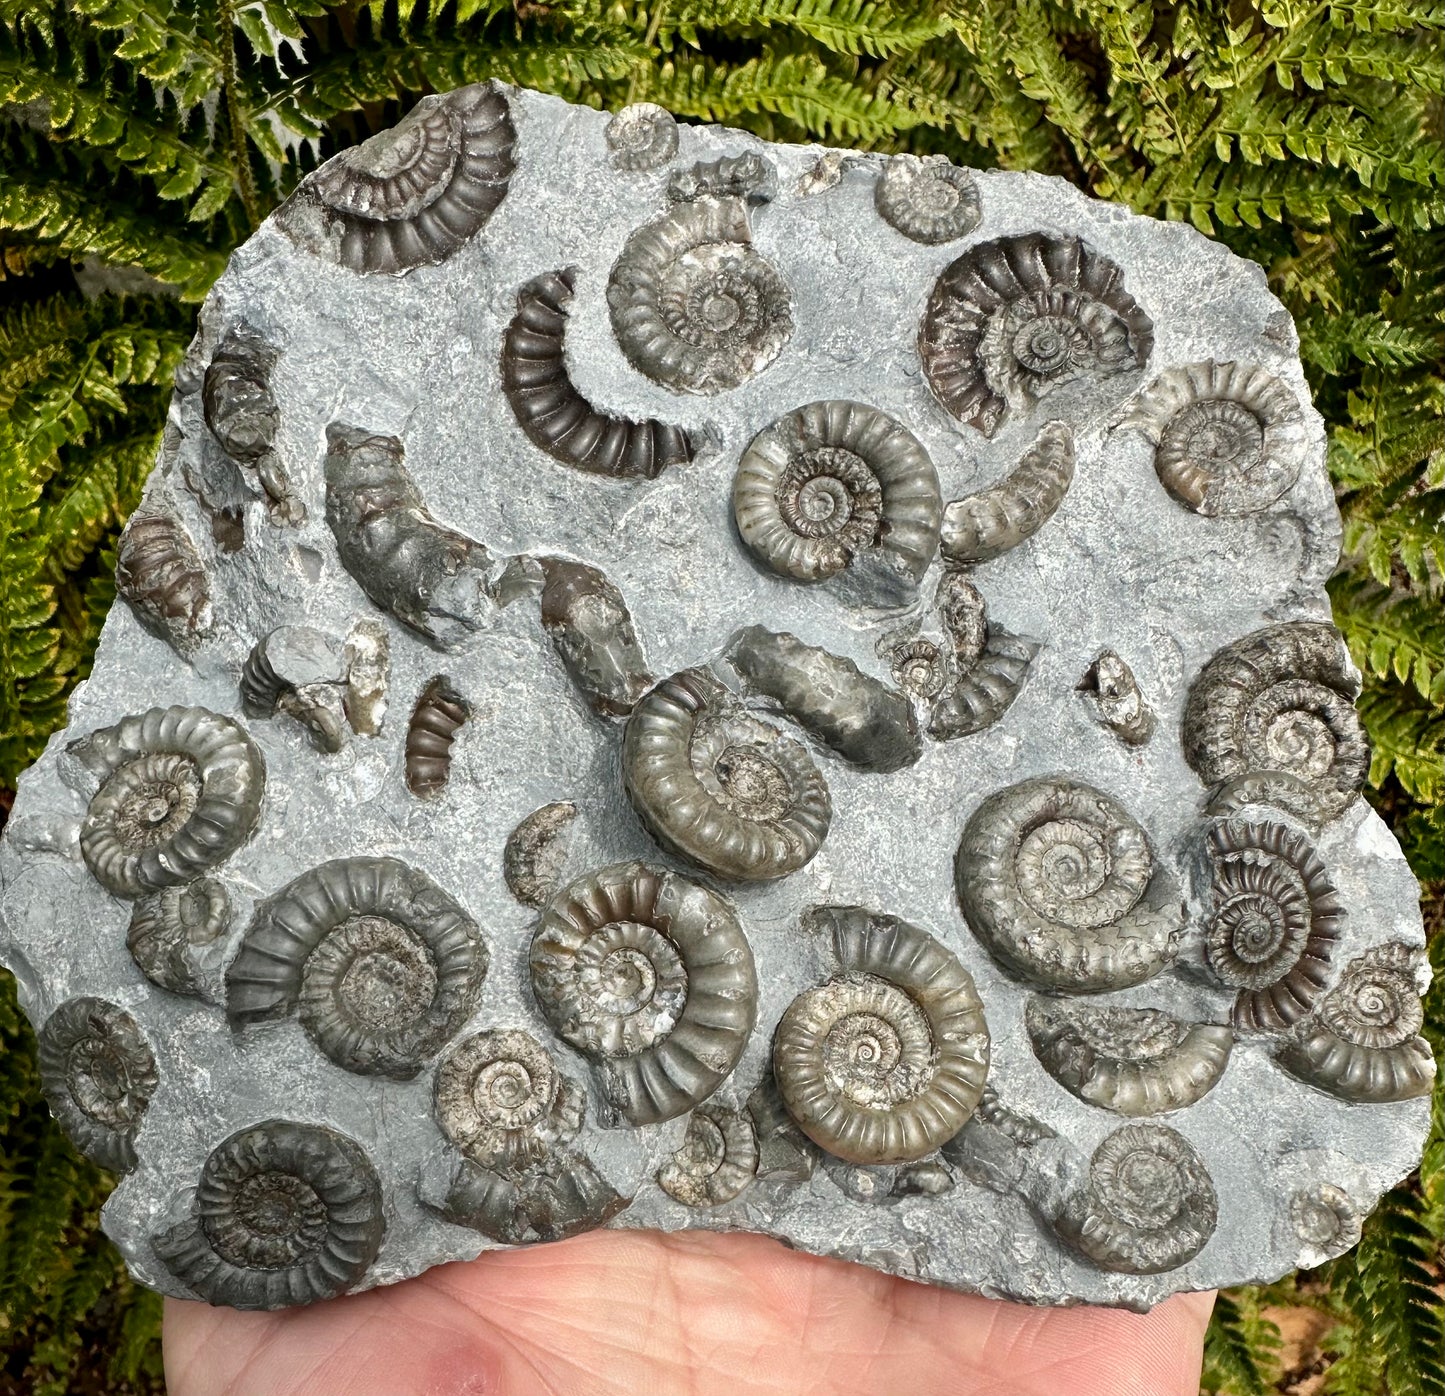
[0,84,1432,1313]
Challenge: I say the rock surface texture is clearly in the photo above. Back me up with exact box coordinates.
[0,84,1433,1312]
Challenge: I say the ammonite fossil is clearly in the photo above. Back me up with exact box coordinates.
[606,196,793,394]
[404,676,471,799]
[202,322,279,465]
[538,558,653,717]
[277,82,516,275]
[1077,650,1155,746]
[605,102,678,172]
[920,233,1154,436]
[669,152,778,206]
[1204,820,1344,1033]
[773,906,990,1166]
[1183,622,1369,824]
[658,1106,760,1207]
[1056,1123,1218,1274]
[529,861,758,1125]
[240,626,349,754]
[114,509,212,656]
[936,572,990,665]
[501,269,694,479]
[226,857,488,1080]
[432,1150,628,1245]
[1290,1183,1362,1268]
[1276,943,1435,1103]
[37,997,158,1172]
[1119,360,1308,515]
[1025,1000,1233,1116]
[503,801,578,909]
[621,668,831,882]
[926,627,1039,742]
[955,776,1183,991]
[342,619,390,737]
[874,155,981,245]
[127,877,231,1000]
[73,706,265,899]
[889,639,949,700]
[152,1119,385,1309]
[732,400,942,599]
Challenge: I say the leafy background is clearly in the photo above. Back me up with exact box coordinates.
[0,1,1440,1391]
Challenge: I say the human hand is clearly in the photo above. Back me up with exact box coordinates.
[164,1228,1215,1395]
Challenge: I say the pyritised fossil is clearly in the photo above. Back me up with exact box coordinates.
[430,1150,628,1245]
[874,156,981,244]
[926,627,1038,741]
[226,857,488,1080]
[941,421,1075,564]
[152,1119,385,1308]
[404,676,471,799]
[530,862,758,1125]
[114,509,212,655]
[1077,650,1155,746]
[503,802,578,909]
[538,558,653,716]
[241,626,349,754]
[920,233,1154,436]
[127,877,231,1000]
[605,102,678,172]
[658,1107,760,1207]
[1290,1183,1362,1269]
[622,668,831,882]
[342,619,390,737]
[669,152,778,205]
[37,997,158,1172]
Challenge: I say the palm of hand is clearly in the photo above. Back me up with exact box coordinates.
[165,1229,1214,1395]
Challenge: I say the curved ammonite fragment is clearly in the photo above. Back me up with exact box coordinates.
[128,877,231,999]
[668,152,777,206]
[226,857,488,1080]
[1182,622,1369,824]
[622,668,831,882]
[1204,820,1344,1033]
[773,906,990,1166]
[606,196,793,395]
[241,626,349,754]
[1119,360,1308,515]
[114,509,213,655]
[72,706,265,899]
[920,233,1154,437]
[529,861,758,1125]
[732,400,942,600]
[538,558,653,717]
[276,82,516,275]
[874,155,981,245]
[503,801,578,909]
[37,997,158,1172]
[432,1150,628,1245]
[152,1119,385,1309]
[501,270,694,480]
[404,676,471,799]
[605,102,678,172]
[1024,1000,1233,1116]
[658,1106,760,1208]
[926,627,1039,741]
[955,776,1183,992]
[1276,943,1435,1103]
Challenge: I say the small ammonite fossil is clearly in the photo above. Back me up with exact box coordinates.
[37,997,158,1173]
[501,269,694,480]
[955,776,1183,992]
[1024,1000,1233,1116]
[1076,649,1155,746]
[669,152,778,206]
[529,861,758,1125]
[1290,1182,1362,1268]
[276,82,516,275]
[503,801,578,909]
[127,877,231,1000]
[1204,820,1344,1034]
[227,857,488,1080]
[658,1106,760,1208]
[1183,622,1369,824]
[732,400,942,600]
[432,1149,628,1245]
[926,627,1039,742]
[152,1119,385,1309]
[773,906,990,1166]
[874,155,982,245]
[1119,360,1308,515]
[404,676,471,799]
[606,195,793,395]
[538,558,654,717]
[1056,1123,1218,1274]
[605,102,679,172]
[622,668,831,882]
[1276,943,1435,1103]
[920,232,1154,437]
[890,638,950,700]
[114,509,213,656]
[71,706,265,899]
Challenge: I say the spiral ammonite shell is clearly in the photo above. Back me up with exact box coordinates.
[920,233,1154,436]
[226,857,488,1080]
[773,906,990,1166]
[622,668,831,882]
[152,1119,385,1309]
[874,156,982,244]
[529,862,758,1125]
[605,102,679,171]
[114,509,212,655]
[73,706,265,899]
[955,777,1183,991]
[1290,1183,1362,1268]
[37,997,158,1173]
[658,1106,760,1207]
[127,877,231,999]
[732,400,942,598]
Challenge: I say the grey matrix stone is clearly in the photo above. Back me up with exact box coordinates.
[0,82,1433,1312]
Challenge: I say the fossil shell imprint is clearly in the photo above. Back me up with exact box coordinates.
[73,706,265,899]
[127,877,231,999]
[114,510,213,655]
[927,627,1039,741]
[1205,820,1344,1033]
[538,558,653,717]
[502,269,694,480]
[1290,1182,1362,1268]
[1183,622,1369,824]
[1077,649,1155,746]
[1056,1123,1218,1274]
[37,997,158,1172]
[227,857,488,1080]
[658,1106,760,1207]
[434,1149,628,1245]
[622,668,831,882]
[605,102,678,171]
[921,233,1154,437]
[1025,1000,1233,1116]
[1276,943,1435,1103]
[874,155,981,245]
[1120,360,1308,515]
[152,1119,385,1309]
[503,801,578,909]
[940,421,1075,564]
[280,82,515,275]
[773,906,990,1166]
[956,776,1183,992]
[732,400,943,597]
[404,676,471,800]
[607,195,793,395]
[530,862,758,1125]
